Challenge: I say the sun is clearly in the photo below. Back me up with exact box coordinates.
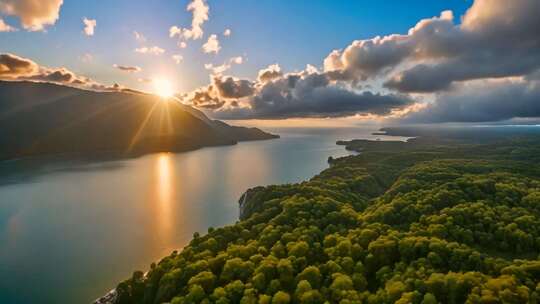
[153,78,174,98]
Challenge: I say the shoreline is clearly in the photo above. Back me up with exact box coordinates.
[0,135,279,164]
[91,134,385,304]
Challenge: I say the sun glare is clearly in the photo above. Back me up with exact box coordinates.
[153,78,174,98]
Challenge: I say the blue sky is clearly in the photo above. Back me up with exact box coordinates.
[0,0,471,93]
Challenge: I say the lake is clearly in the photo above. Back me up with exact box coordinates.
[0,127,407,304]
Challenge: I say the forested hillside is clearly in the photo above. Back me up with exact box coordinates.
[112,134,540,303]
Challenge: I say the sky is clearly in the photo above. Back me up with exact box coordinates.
[1,0,540,125]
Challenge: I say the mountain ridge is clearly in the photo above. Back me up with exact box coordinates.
[0,80,278,160]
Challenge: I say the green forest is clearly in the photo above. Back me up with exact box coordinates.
[113,134,540,304]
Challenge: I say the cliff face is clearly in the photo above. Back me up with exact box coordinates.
[0,81,277,159]
[238,186,267,220]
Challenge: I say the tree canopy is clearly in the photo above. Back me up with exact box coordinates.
[113,135,540,304]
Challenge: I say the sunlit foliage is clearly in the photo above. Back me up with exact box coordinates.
[114,137,540,304]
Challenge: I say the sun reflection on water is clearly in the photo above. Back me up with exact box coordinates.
[153,153,175,245]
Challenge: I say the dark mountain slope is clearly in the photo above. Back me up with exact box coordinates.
[0,81,277,159]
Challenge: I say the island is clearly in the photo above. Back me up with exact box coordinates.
[103,129,540,303]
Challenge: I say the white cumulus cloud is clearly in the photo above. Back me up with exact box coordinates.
[172,54,183,64]
[135,46,165,55]
[202,34,221,54]
[82,17,96,36]
[169,0,209,41]
[133,31,146,43]
[205,56,244,75]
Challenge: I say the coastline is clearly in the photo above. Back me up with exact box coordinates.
[0,135,279,164]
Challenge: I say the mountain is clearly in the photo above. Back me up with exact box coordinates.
[0,81,278,160]
[108,133,540,304]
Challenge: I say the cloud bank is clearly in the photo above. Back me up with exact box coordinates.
[403,80,540,123]
[184,65,414,119]
[183,0,540,123]
[324,0,540,93]
[0,53,121,92]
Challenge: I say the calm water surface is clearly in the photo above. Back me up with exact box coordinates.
[0,127,407,303]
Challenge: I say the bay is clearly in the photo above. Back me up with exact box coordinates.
[0,127,407,304]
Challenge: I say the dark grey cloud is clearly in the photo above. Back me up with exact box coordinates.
[402,80,540,123]
[184,70,414,119]
[113,64,142,73]
[213,76,255,99]
[189,87,225,109]
[385,52,540,93]
[221,86,412,120]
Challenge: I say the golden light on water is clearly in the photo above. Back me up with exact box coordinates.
[153,153,175,244]
[157,153,173,203]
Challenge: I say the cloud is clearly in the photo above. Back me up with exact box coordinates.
[402,79,540,123]
[169,26,181,38]
[0,0,63,31]
[0,53,38,77]
[135,46,165,55]
[82,17,96,36]
[25,68,82,83]
[113,64,141,73]
[176,0,540,122]
[169,0,209,41]
[224,29,231,36]
[0,52,115,91]
[0,18,16,31]
[231,56,243,65]
[138,78,152,83]
[205,63,229,75]
[172,54,183,64]
[133,31,146,43]
[188,87,225,110]
[184,66,414,119]
[213,76,255,99]
[79,53,93,63]
[258,64,283,83]
[202,34,221,54]
[322,0,540,93]
[205,56,244,75]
